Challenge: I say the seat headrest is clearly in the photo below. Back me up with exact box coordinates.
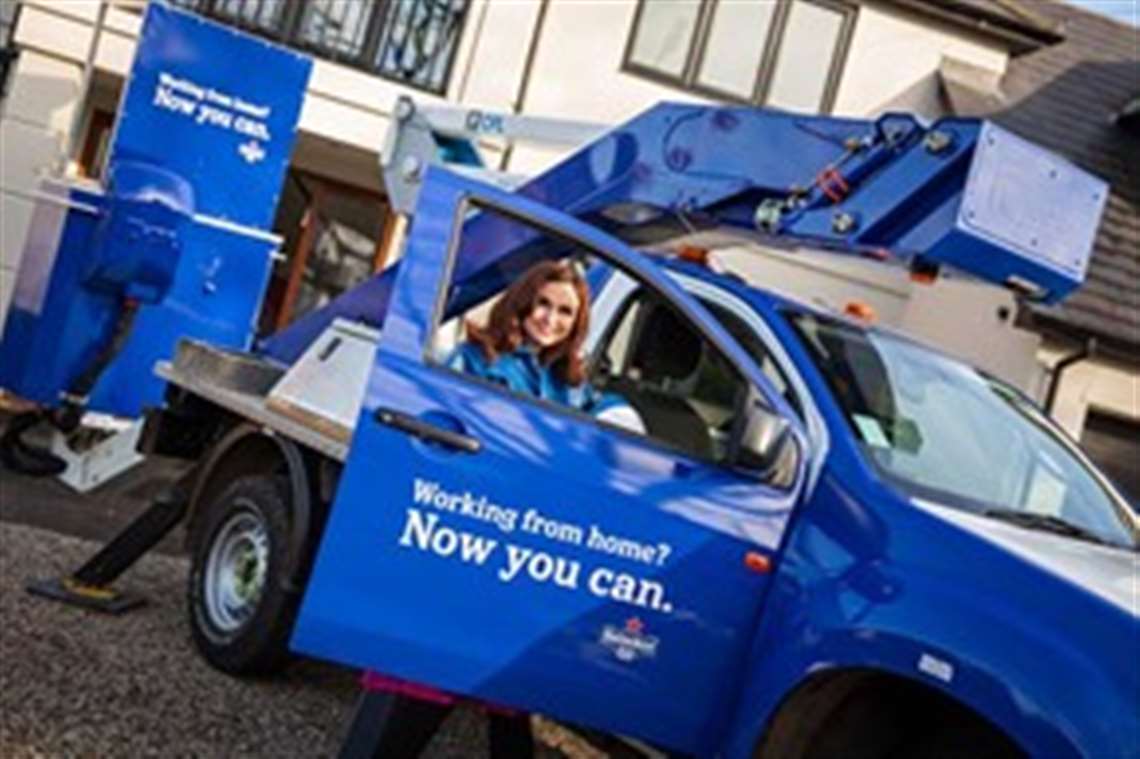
[631,305,701,381]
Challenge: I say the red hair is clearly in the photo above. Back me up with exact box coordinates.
[466,261,590,386]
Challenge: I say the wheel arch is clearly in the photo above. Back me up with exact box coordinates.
[187,423,319,591]
[748,665,1033,759]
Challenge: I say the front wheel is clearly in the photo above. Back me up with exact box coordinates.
[187,475,299,675]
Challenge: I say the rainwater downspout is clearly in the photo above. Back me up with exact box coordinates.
[60,0,110,174]
[499,0,550,172]
[1043,337,1096,417]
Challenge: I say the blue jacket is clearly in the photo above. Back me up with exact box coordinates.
[447,342,602,412]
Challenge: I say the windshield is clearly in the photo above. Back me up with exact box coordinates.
[788,312,1138,551]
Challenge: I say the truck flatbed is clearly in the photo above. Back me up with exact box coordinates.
[156,320,380,464]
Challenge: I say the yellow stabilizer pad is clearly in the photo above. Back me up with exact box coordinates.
[26,577,146,615]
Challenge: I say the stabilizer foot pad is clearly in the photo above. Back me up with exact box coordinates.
[26,577,147,615]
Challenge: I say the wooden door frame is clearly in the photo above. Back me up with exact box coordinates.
[272,171,391,331]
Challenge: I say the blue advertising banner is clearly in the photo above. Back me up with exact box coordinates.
[111,2,312,229]
[0,2,313,416]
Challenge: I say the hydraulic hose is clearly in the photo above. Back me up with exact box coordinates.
[54,299,140,432]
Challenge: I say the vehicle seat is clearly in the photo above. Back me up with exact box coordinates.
[624,306,713,459]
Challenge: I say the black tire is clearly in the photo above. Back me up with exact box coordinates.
[187,475,300,675]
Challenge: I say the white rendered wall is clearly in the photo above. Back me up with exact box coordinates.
[506,0,707,177]
[1037,345,1140,438]
[452,0,543,110]
[832,2,1008,115]
[0,2,96,330]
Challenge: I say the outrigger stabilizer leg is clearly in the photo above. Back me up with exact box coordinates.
[26,483,189,614]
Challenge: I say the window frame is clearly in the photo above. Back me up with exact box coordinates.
[421,196,796,485]
[699,298,804,421]
[1081,409,1140,507]
[0,0,20,102]
[621,0,858,114]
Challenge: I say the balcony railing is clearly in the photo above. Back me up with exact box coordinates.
[168,0,469,95]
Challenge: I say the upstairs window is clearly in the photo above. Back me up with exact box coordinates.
[167,0,468,95]
[624,0,856,113]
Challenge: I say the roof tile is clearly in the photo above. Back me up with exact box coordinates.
[980,1,1140,354]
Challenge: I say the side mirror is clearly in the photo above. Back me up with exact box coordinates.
[738,398,799,487]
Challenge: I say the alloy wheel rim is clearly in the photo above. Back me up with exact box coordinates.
[203,506,269,633]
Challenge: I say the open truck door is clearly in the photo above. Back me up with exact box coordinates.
[291,169,809,755]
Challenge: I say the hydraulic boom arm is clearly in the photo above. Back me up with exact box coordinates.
[263,100,1107,363]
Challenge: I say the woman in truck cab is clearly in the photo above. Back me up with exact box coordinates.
[450,259,592,406]
[449,259,645,432]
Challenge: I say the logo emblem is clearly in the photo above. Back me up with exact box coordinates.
[238,140,266,164]
[600,617,659,662]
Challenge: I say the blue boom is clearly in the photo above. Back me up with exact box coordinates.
[263,103,1107,364]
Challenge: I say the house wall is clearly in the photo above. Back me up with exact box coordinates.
[1038,344,1140,437]
[1,1,113,332]
[832,2,1008,115]
[1037,343,1139,502]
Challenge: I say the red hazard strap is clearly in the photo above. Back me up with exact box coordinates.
[816,167,850,204]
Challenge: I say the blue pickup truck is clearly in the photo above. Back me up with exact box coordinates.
[148,164,1138,758]
[4,11,1130,754]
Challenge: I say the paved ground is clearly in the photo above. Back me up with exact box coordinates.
[0,434,192,554]
[0,462,607,758]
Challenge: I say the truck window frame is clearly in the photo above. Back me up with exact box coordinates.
[591,269,830,491]
[587,286,752,464]
[420,195,799,488]
[689,288,830,491]
[699,299,803,420]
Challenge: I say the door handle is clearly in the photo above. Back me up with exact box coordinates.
[373,407,482,454]
[674,461,698,479]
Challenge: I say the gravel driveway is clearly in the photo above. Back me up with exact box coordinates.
[0,522,603,758]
